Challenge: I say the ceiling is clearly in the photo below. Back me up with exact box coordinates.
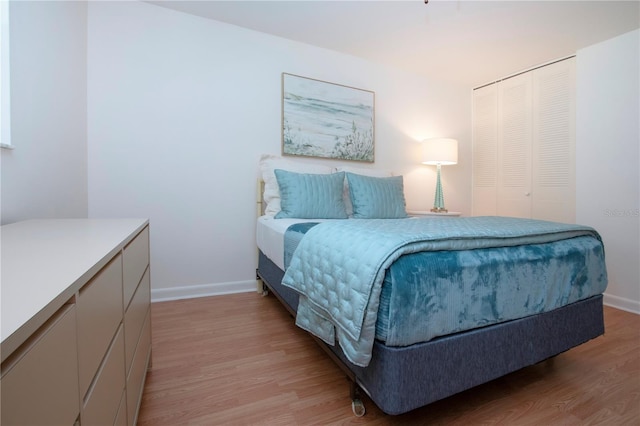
[148,0,640,88]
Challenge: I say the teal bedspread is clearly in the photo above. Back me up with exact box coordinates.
[280,216,607,367]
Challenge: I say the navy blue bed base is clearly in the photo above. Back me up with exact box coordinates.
[257,250,605,415]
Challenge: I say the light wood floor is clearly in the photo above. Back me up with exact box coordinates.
[137,292,639,425]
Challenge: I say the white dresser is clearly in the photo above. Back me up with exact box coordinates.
[1,219,152,426]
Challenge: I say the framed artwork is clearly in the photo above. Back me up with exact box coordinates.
[282,73,375,162]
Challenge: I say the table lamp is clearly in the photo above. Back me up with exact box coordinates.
[422,138,458,213]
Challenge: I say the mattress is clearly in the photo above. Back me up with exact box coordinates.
[257,215,420,269]
[273,218,607,367]
[256,215,334,270]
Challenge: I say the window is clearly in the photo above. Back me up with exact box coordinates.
[0,0,11,149]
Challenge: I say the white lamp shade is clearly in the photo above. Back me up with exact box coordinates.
[421,138,458,165]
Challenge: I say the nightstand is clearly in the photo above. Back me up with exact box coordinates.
[407,210,461,217]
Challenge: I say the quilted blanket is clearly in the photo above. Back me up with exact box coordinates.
[280,216,602,367]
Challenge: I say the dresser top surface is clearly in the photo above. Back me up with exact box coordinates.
[1,219,148,359]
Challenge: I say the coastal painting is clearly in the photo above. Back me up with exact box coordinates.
[282,73,375,162]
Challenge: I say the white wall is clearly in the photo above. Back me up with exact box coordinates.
[0,1,88,224]
[86,1,472,300]
[4,1,634,310]
[576,29,640,313]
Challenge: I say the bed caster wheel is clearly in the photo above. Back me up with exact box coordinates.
[260,282,269,296]
[351,399,365,417]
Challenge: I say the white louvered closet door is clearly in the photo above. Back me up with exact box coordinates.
[497,72,533,219]
[472,83,498,216]
[531,58,576,223]
[472,57,576,223]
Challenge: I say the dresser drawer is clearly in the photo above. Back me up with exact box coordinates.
[123,226,149,308]
[82,325,125,426]
[1,304,79,426]
[127,310,152,426]
[77,253,124,396]
[124,266,150,374]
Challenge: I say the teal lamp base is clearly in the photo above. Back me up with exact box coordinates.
[430,164,448,213]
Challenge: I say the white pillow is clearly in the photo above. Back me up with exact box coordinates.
[259,154,333,216]
[335,166,393,216]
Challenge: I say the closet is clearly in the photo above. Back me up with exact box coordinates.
[472,57,576,223]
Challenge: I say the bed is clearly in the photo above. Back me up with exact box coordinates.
[255,155,608,416]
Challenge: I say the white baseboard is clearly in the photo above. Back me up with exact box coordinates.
[151,279,258,303]
[603,292,640,315]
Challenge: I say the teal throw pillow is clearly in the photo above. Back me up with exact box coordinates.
[274,170,348,219]
[346,173,408,219]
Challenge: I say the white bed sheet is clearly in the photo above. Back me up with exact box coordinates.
[257,216,333,270]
